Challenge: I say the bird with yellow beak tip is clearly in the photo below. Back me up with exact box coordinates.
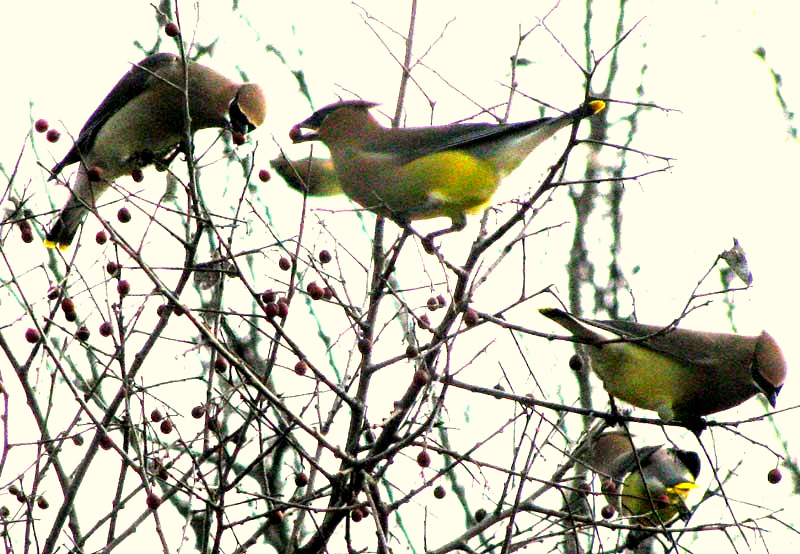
[45,52,266,250]
[539,308,787,423]
[578,431,701,527]
[289,99,605,245]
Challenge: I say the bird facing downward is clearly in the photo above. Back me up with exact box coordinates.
[579,431,701,526]
[289,99,605,241]
[45,52,266,250]
[539,308,787,422]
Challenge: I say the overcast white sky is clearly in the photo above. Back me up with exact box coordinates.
[2,1,799,552]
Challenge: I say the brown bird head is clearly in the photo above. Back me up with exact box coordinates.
[230,83,266,134]
[291,100,381,144]
[752,331,787,407]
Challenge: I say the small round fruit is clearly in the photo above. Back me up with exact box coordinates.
[289,125,303,141]
[463,308,479,327]
[146,492,162,509]
[351,508,363,522]
[474,508,487,522]
[416,449,431,468]
[294,360,308,376]
[165,22,180,37]
[191,405,206,419]
[278,257,291,271]
[306,282,324,300]
[64,310,77,322]
[106,261,120,276]
[36,496,49,509]
[75,326,90,342]
[99,322,113,337]
[117,280,130,297]
[569,354,583,372]
[357,337,371,354]
[46,129,60,143]
[150,409,163,423]
[258,169,271,182]
[117,207,131,223]
[61,297,75,312]
[294,472,308,487]
[767,468,782,484]
[261,290,276,303]
[277,302,289,318]
[87,166,104,182]
[25,328,40,344]
[72,434,84,446]
[95,230,108,245]
[99,434,114,450]
[433,485,446,499]
[601,504,616,519]
[35,119,49,133]
[160,419,173,434]
[232,132,246,146]
[264,303,278,318]
[213,357,228,371]
[412,370,430,387]
[318,250,332,264]
[131,168,144,182]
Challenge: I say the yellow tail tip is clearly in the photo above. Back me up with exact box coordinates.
[588,100,606,115]
[43,239,69,251]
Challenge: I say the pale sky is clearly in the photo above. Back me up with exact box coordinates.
[2,1,798,552]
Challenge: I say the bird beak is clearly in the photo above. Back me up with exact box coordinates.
[290,113,325,143]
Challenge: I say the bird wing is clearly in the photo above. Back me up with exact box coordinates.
[50,53,179,177]
[590,318,746,370]
[362,112,578,166]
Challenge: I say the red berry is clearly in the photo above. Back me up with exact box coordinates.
[25,328,40,344]
[569,355,583,372]
[463,308,479,327]
[406,345,418,358]
[258,169,271,182]
[416,449,431,468]
[146,492,162,509]
[164,22,180,37]
[95,230,108,245]
[278,257,291,271]
[265,303,278,318]
[35,119,49,133]
[213,357,228,371]
[419,314,431,330]
[87,166,104,182]
[427,297,439,311]
[767,468,782,484]
[261,290,276,303]
[99,321,113,337]
[150,409,163,423]
[72,434,84,446]
[173,304,185,316]
[131,168,144,182]
[232,132,246,146]
[21,230,34,243]
[117,280,130,297]
[99,434,114,450]
[289,125,303,141]
[412,369,430,387]
[318,250,332,264]
[601,505,616,519]
[160,419,173,434]
[277,302,289,318]
[306,282,324,300]
[268,510,284,525]
[433,485,446,499]
[46,129,60,143]
[36,496,49,509]
[294,472,308,487]
[117,207,131,223]
[47,287,60,300]
[64,310,77,322]
[357,337,371,354]
[61,297,75,312]
[106,261,120,276]
[75,326,90,342]
[474,508,487,522]
[294,360,307,376]
[323,287,333,301]
[351,508,363,522]
[156,304,167,317]
[191,405,205,419]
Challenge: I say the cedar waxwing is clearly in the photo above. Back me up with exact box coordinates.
[45,52,266,250]
[290,99,605,239]
[540,308,787,421]
[270,154,340,196]
[579,431,700,526]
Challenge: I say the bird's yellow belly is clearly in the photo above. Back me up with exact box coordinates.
[340,151,500,221]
